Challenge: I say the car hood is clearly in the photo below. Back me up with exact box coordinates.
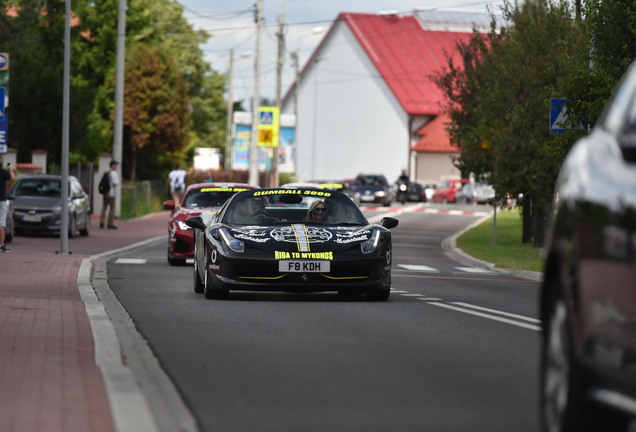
[13,196,63,209]
[174,206,220,221]
[226,224,378,253]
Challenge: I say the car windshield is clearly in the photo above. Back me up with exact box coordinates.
[357,176,385,186]
[182,187,251,208]
[222,189,369,225]
[13,179,62,197]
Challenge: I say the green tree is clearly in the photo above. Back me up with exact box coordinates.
[435,0,587,246]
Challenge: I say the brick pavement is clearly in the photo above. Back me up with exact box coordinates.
[0,212,170,432]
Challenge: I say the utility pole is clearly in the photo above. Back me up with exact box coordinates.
[291,49,299,173]
[272,12,285,187]
[225,49,234,171]
[249,0,263,186]
[59,0,71,254]
[113,0,126,216]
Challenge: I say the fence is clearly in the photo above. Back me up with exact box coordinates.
[120,180,168,220]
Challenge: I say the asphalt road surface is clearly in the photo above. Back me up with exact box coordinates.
[107,203,540,432]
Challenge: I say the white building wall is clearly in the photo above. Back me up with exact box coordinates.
[283,22,409,183]
[415,152,461,185]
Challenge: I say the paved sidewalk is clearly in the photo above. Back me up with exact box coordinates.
[0,212,169,432]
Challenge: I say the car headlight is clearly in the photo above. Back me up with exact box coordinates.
[176,220,192,231]
[219,228,244,253]
[361,230,381,254]
[53,206,62,213]
[375,191,385,197]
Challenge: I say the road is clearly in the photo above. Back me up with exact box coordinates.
[106,203,540,432]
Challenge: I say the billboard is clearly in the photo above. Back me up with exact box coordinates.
[233,124,269,171]
[233,111,296,173]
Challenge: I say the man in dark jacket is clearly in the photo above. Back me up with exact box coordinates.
[0,154,16,252]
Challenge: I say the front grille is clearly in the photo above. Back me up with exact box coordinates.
[234,260,373,284]
[15,209,51,215]
[174,238,191,253]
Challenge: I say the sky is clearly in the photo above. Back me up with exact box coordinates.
[176,0,507,107]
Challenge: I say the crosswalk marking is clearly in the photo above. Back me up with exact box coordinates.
[398,264,439,272]
[454,267,496,274]
[115,258,148,264]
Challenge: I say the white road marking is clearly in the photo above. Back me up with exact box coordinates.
[415,297,443,301]
[428,302,541,331]
[455,267,496,274]
[451,302,541,323]
[400,293,424,297]
[398,264,439,272]
[390,290,408,293]
[115,258,148,264]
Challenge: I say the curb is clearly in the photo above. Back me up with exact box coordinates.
[440,213,544,283]
[80,235,199,432]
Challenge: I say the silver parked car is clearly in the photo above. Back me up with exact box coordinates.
[11,174,91,237]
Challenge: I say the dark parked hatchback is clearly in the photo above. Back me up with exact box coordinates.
[540,61,636,432]
[11,174,91,237]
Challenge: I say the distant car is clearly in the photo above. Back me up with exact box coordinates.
[185,187,398,300]
[356,174,392,206]
[311,179,361,205]
[454,182,476,204]
[474,183,495,204]
[406,182,425,202]
[281,182,324,189]
[11,174,91,238]
[432,178,470,203]
[422,183,436,202]
[162,182,258,266]
[5,193,14,242]
[539,61,636,432]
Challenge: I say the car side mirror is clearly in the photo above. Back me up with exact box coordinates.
[381,217,399,229]
[162,200,176,211]
[185,216,207,231]
[618,123,636,163]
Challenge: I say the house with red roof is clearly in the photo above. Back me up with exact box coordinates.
[281,11,479,185]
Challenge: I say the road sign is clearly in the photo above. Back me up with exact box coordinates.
[550,98,586,134]
[0,87,5,120]
[258,107,279,147]
[0,53,8,71]
[0,111,7,154]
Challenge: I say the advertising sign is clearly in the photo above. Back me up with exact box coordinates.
[233,124,269,171]
[277,127,296,173]
[258,107,279,147]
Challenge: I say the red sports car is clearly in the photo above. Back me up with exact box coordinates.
[163,182,258,266]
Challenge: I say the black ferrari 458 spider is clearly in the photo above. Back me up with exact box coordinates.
[186,187,399,300]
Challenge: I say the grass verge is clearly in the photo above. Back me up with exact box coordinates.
[456,208,544,273]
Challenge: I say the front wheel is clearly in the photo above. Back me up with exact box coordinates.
[79,212,90,236]
[540,283,629,432]
[204,250,229,300]
[68,215,77,238]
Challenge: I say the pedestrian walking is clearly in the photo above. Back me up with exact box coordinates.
[168,163,193,209]
[0,154,16,252]
[100,160,119,229]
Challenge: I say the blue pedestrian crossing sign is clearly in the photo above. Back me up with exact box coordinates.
[550,98,586,134]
